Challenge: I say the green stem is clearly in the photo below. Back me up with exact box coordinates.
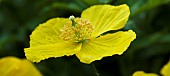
[92,63,100,76]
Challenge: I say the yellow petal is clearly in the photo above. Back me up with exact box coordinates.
[161,59,170,76]
[25,42,82,62]
[0,56,42,76]
[132,71,159,76]
[24,18,82,62]
[76,30,136,64]
[30,18,68,47]
[81,4,130,38]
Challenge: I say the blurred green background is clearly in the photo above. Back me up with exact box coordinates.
[0,0,170,76]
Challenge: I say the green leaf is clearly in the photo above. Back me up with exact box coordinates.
[132,0,170,16]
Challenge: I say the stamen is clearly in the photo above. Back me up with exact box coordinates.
[60,16,94,43]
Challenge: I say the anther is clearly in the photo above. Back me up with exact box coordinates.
[60,17,94,42]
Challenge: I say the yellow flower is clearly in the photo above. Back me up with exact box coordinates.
[161,60,170,76]
[24,4,136,64]
[133,59,170,76]
[0,56,42,76]
[132,71,159,76]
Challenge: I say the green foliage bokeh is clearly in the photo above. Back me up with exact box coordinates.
[0,0,170,76]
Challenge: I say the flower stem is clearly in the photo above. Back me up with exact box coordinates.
[92,63,100,76]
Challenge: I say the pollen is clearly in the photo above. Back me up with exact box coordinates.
[60,16,94,42]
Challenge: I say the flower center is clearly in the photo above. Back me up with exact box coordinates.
[60,16,94,43]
